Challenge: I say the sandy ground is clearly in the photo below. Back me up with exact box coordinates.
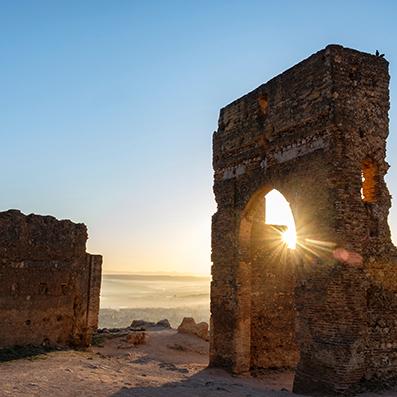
[1,329,397,397]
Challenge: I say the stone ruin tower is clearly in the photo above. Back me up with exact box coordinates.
[210,45,397,395]
[0,210,102,349]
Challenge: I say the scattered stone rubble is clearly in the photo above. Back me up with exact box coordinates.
[177,317,209,341]
[96,319,172,347]
[96,317,210,348]
[125,332,146,346]
[130,319,171,330]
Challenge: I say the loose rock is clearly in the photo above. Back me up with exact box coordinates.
[126,332,146,346]
[177,317,209,341]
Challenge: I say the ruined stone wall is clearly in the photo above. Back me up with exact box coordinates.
[0,210,102,349]
[294,263,368,395]
[211,45,397,395]
[329,47,394,255]
[364,259,397,387]
[211,45,338,374]
[250,224,298,370]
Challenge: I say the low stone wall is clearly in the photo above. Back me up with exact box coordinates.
[0,210,102,349]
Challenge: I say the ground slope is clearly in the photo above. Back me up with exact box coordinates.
[0,329,395,397]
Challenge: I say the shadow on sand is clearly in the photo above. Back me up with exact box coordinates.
[110,368,295,397]
[0,344,56,363]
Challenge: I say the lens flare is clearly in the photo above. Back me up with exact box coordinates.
[265,190,297,250]
[282,228,296,249]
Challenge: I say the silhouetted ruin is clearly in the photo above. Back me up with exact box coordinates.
[210,45,397,395]
[0,210,102,349]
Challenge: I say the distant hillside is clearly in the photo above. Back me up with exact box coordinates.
[102,273,211,282]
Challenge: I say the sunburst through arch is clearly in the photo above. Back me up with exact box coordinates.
[264,189,297,249]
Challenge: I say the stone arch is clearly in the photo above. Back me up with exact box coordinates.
[237,185,300,373]
[239,184,274,261]
[210,167,338,375]
[239,185,297,260]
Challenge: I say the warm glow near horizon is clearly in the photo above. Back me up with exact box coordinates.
[265,190,297,249]
[1,2,396,278]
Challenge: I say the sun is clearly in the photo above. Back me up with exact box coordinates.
[265,190,297,250]
[282,228,296,249]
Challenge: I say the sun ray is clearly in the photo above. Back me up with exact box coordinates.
[265,190,296,249]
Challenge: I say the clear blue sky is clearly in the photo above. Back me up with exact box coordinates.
[1,1,396,274]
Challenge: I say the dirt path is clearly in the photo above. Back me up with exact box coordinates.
[1,330,396,397]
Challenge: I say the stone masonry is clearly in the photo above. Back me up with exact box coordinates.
[210,45,397,395]
[0,210,102,349]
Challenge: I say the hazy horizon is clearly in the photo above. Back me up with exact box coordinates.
[100,273,210,312]
[101,271,210,277]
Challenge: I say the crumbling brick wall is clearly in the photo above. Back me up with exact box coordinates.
[210,45,397,395]
[0,210,102,349]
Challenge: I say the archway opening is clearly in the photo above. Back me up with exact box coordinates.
[265,190,297,249]
[243,188,299,376]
